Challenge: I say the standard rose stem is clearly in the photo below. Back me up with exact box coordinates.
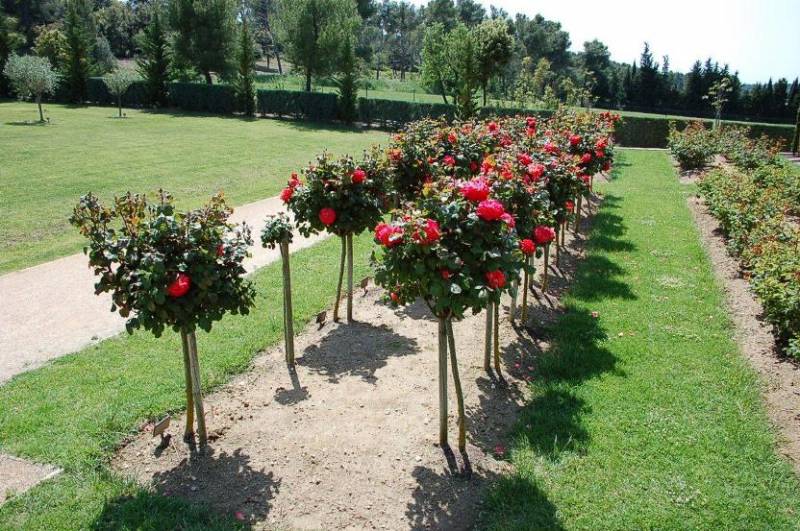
[281,240,295,365]
[555,226,560,267]
[438,317,448,448]
[180,329,194,442]
[493,301,501,376]
[509,278,517,322]
[187,331,207,451]
[521,259,529,323]
[333,235,346,322]
[484,301,493,372]
[542,244,550,292]
[346,233,354,323]
[575,195,583,234]
[445,318,466,453]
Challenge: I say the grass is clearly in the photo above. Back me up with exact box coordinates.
[480,149,800,529]
[0,101,386,273]
[0,231,374,530]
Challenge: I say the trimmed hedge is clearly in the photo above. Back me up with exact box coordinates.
[258,89,338,122]
[168,82,237,114]
[357,97,454,128]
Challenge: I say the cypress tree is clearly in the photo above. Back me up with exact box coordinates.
[137,3,171,107]
[235,18,257,117]
[335,32,358,123]
[63,0,95,103]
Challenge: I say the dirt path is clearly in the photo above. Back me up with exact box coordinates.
[687,195,800,473]
[112,199,599,530]
[0,196,329,384]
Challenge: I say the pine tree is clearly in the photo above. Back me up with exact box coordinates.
[235,17,256,117]
[169,0,238,84]
[137,2,171,107]
[63,0,95,102]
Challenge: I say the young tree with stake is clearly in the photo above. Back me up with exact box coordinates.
[70,191,255,452]
[261,213,296,365]
[103,68,137,118]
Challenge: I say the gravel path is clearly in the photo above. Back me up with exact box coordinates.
[0,196,328,384]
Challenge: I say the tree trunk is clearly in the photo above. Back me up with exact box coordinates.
[521,259,530,323]
[203,71,213,85]
[493,301,501,376]
[575,195,583,234]
[484,301,492,372]
[186,331,208,450]
[346,233,354,323]
[482,82,487,107]
[118,95,122,118]
[542,244,550,292]
[280,241,295,365]
[305,68,312,92]
[376,68,380,80]
[509,278,517,321]
[555,226,561,267]
[276,52,283,75]
[35,94,44,122]
[438,317,448,448]
[180,329,194,442]
[445,319,466,453]
[333,235,346,322]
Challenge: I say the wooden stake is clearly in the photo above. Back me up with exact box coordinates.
[542,244,550,292]
[484,302,492,372]
[493,301,501,376]
[333,235,346,322]
[180,329,194,442]
[445,319,466,453]
[346,233,354,323]
[187,331,207,450]
[280,240,295,365]
[509,278,518,321]
[575,195,583,234]
[521,258,530,323]
[555,226,560,267]
[438,317,448,447]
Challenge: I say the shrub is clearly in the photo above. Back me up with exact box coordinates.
[258,89,339,121]
[668,121,717,171]
[103,68,138,118]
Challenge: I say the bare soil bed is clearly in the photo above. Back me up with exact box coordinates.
[687,195,800,473]
[112,199,598,530]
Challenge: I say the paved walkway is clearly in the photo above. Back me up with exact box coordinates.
[0,196,329,384]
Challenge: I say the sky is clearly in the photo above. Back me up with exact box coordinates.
[409,0,800,83]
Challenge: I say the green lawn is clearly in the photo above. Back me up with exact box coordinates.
[481,149,800,529]
[0,231,375,530]
[0,101,386,273]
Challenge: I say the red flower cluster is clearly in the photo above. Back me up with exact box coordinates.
[352,168,366,184]
[476,199,505,221]
[519,239,536,255]
[533,225,556,244]
[413,219,441,245]
[569,134,582,146]
[485,270,506,289]
[375,222,404,248]
[461,178,490,202]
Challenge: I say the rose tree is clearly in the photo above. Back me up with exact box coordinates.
[373,179,523,452]
[261,213,296,365]
[284,151,388,322]
[70,191,256,450]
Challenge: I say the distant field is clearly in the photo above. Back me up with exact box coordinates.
[0,101,386,273]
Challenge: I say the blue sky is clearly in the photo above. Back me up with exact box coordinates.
[409,0,800,83]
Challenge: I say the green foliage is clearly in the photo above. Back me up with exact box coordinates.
[699,163,800,357]
[260,212,294,249]
[169,81,237,113]
[275,0,360,92]
[169,0,238,84]
[420,22,451,105]
[0,9,24,97]
[91,33,116,75]
[63,0,95,102]
[235,18,257,116]
[103,68,137,117]
[285,151,389,237]
[335,31,358,123]
[358,97,455,128]
[257,88,339,121]
[136,3,171,107]
[69,190,256,337]
[474,18,514,105]
[667,121,716,171]
[3,53,59,121]
[32,23,66,70]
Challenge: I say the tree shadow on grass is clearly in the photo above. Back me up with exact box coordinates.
[93,449,279,529]
[297,321,419,384]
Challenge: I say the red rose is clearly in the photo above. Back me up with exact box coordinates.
[544,142,559,154]
[580,173,591,184]
[167,273,191,298]
[533,225,556,244]
[443,155,456,167]
[461,178,490,202]
[517,152,532,166]
[476,199,505,221]
[448,131,458,144]
[603,161,611,172]
[389,148,402,162]
[390,292,399,303]
[527,163,545,180]
[581,152,593,164]
[519,239,536,255]
[319,208,337,226]
[469,160,480,173]
[440,269,452,279]
[595,137,608,150]
[500,135,512,147]
[288,172,301,188]
[487,121,499,133]
[375,222,404,248]
[422,219,440,243]
[352,168,366,184]
[280,186,294,203]
[565,200,575,212]
[526,116,537,128]
[595,149,605,159]
[485,270,506,289]
[569,134,582,146]
[501,213,515,228]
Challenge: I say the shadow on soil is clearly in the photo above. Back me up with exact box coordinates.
[92,448,278,529]
[297,321,419,384]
